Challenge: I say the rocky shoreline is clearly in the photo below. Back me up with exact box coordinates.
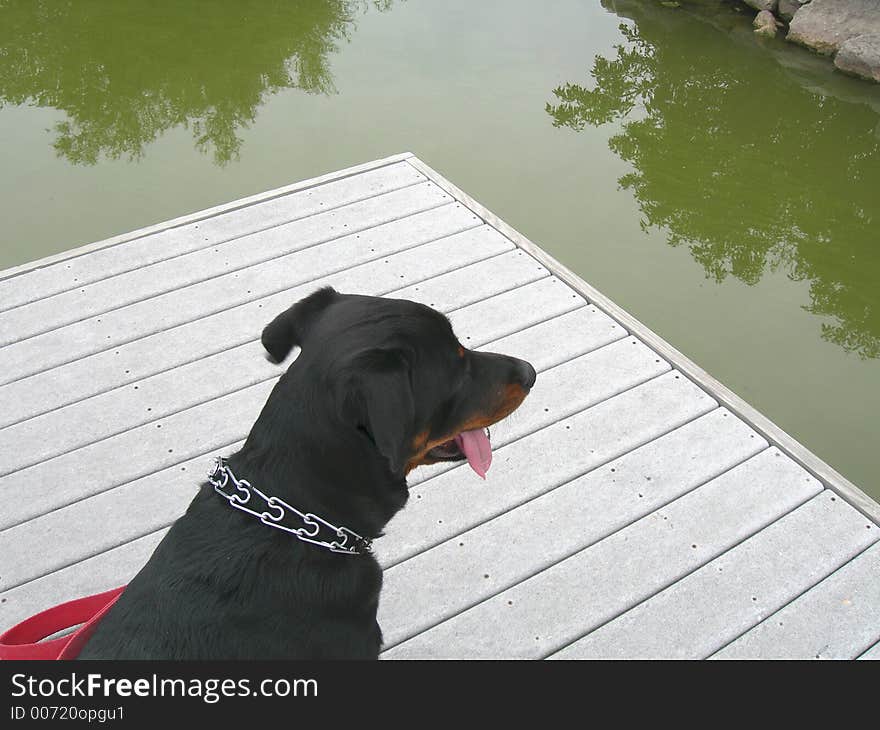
[743,0,880,82]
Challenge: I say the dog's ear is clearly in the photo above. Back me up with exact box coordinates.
[340,348,415,476]
[261,287,339,362]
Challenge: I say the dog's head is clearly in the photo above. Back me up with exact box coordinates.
[261,287,536,479]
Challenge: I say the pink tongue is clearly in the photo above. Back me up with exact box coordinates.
[454,429,492,479]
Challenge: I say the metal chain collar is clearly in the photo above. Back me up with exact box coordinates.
[208,457,372,556]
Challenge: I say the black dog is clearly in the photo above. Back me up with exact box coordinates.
[78,288,536,659]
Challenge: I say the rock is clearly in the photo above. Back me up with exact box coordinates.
[754,10,779,37]
[788,0,880,56]
[743,0,778,11]
[834,33,880,82]
[777,0,807,22]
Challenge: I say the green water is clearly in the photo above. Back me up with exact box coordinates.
[1,0,878,501]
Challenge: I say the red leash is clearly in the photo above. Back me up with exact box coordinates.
[0,587,125,660]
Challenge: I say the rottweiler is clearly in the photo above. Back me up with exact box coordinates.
[78,287,536,659]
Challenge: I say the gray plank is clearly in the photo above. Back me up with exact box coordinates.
[378,408,765,649]
[402,276,591,364]
[0,297,600,590]
[449,337,668,455]
[0,251,546,529]
[383,449,822,659]
[378,371,717,569]
[0,215,496,429]
[0,183,454,377]
[0,381,274,533]
[0,161,423,312]
[446,276,593,358]
[0,180,450,345]
[0,447,239,596]
[393,249,542,312]
[0,341,277,474]
[713,540,880,660]
[0,531,169,629]
[466,305,625,373]
[552,490,878,659]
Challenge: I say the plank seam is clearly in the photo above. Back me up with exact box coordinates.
[541,486,827,660]
[856,638,880,660]
[0,433,244,593]
[0,219,492,427]
[477,303,590,350]
[704,535,880,660]
[0,377,267,480]
[538,335,658,377]
[1,523,174,597]
[0,216,490,391]
[390,370,716,562]
[445,274,549,315]
[480,314,627,375]
[406,362,684,493]
[379,417,764,652]
[1,184,450,345]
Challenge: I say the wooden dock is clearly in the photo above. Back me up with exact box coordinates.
[1,152,878,659]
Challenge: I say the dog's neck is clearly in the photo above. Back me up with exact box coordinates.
[229,373,408,541]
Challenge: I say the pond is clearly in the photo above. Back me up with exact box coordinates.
[1,0,878,501]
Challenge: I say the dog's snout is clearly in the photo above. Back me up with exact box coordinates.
[472,350,536,391]
[512,358,536,390]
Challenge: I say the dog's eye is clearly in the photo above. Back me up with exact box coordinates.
[456,345,465,359]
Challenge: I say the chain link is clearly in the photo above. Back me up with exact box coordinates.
[208,457,372,556]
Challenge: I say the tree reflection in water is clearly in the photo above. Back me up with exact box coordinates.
[546,1,880,359]
[0,0,392,165]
